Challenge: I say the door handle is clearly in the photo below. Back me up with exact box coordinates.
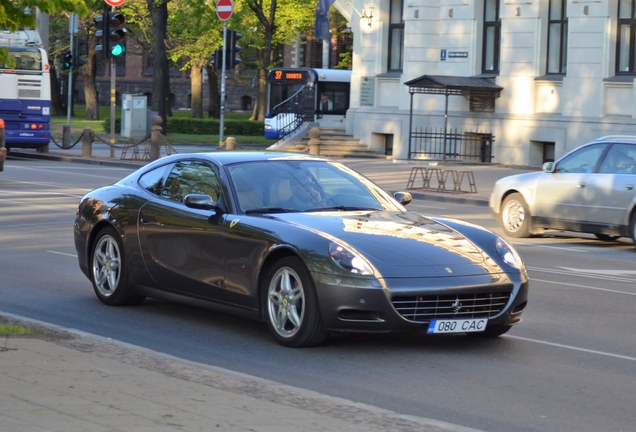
[626,185,634,190]
[577,183,586,188]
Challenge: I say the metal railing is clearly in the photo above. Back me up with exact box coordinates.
[408,127,494,162]
[268,85,314,139]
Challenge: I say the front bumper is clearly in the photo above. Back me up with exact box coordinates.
[313,271,528,333]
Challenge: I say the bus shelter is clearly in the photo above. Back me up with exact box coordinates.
[404,75,503,161]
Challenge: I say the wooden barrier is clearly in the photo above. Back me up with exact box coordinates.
[406,167,477,194]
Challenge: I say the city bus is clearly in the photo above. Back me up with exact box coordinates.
[0,30,51,150]
[264,68,351,139]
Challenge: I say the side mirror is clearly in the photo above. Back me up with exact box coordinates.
[542,162,555,173]
[393,191,412,206]
[184,194,223,211]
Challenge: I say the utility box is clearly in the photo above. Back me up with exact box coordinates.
[121,94,148,139]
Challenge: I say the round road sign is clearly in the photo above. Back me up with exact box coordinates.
[217,0,233,21]
[105,0,126,6]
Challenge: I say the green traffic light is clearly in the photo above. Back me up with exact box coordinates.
[110,44,125,57]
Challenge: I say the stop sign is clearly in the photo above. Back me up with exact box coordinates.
[105,0,126,6]
[217,0,233,21]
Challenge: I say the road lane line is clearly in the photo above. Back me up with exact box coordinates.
[47,251,78,258]
[528,266,636,284]
[506,335,636,362]
[532,278,636,296]
[510,241,589,253]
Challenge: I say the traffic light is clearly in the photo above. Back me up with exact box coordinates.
[210,48,223,69]
[62,51,72,71]
[73,38,88,69]
[94,12,127,59]
[108,13,127,58]
[227,30,242,69]
[94,12,110,58]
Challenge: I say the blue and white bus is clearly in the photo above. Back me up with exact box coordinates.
[264,68,351,139]
[0,30,51,150]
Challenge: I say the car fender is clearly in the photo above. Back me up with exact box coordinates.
[491,172,542,215]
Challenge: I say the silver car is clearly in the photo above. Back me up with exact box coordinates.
[490,136,636,245]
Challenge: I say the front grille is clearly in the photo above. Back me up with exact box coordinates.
[18,79,41,99]
[392,291,512,323]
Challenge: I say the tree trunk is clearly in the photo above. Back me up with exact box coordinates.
[50,66,65,116]
[206,65,220,119]
[147,0,170,133]
[83,36,99,120]
[190,63,203,118]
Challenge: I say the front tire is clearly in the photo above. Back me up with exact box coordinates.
[262,256,327,347]
[500,193,532,238]
[91,227,144,306]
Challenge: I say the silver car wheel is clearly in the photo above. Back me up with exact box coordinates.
[267,266,306,339]
[503,200,525,232]
[92,234,121,297]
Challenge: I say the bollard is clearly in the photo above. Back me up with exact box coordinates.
[81,127,94,158]
[62,124,71,149]
[226,137,237,150]
[308,127,321,155]
[150,116,163,161]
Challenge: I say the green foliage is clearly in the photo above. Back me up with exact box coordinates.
[0,324,35,336]
[102,116,264,137]
[0,0,89,66]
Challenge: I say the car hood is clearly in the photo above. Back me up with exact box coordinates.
[271,211,501,278]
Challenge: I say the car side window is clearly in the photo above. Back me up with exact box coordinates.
[555,144,606,173]
[139,165,170,196]
[161,160,221,203]
[598,144,636,174]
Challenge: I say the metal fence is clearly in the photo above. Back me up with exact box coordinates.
[408,127,494,162]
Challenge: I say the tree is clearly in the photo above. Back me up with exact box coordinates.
[147,0,170,133]
[0,0,89,66]
[239,0,314,121]
[167,0,223,119]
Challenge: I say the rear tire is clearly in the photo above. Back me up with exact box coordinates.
[262,256,327,347]
[91,227,145,306]
[500,193,532,238]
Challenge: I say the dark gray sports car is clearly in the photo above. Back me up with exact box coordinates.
[74,152,528,347]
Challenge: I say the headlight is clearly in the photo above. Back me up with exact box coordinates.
[264,125,272,130]
[495,237,524,269]
[329,242,373,275]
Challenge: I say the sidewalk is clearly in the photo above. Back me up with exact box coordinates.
[10,142,538,206]
[0,313,480,432]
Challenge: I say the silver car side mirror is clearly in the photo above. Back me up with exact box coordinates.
[542,162,555,172]
[393,191,412,206]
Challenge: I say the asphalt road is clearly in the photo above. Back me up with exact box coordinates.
[1,157,635,432]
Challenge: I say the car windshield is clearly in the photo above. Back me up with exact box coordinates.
[227,160,404,213]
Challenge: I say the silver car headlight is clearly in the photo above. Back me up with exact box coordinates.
[329,242,373,275]
[495,237,524,269]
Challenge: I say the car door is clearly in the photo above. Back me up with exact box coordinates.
[534,143,607,224]
[137,159,228,300]
[584,143,636,227]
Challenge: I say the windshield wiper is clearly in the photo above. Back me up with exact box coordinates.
[245,207,292,214]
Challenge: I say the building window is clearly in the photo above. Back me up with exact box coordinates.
[547,0,567,74]
[482,0,500,74]
[388,0,404,72]
[617,0,636,74]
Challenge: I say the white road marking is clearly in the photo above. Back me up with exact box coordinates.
[47,250,78,258]
[558,267,636,276]
[532,278,636,296]
[528,266,636,284]
[510,241,588,253]
[507,335,636,363]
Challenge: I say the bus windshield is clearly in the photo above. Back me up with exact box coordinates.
[1,46,42,71]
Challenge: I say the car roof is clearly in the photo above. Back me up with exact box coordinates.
[145,151,329,168]
[594,135,636,143]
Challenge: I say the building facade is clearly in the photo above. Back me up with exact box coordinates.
[333,0,636,165]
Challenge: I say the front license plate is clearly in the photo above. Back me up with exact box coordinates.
[427,318,488,334]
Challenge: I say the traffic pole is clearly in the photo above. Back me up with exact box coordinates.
[109,6,116,157]
[220,22,227,147]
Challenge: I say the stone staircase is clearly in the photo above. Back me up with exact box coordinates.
[284,128,381,158]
